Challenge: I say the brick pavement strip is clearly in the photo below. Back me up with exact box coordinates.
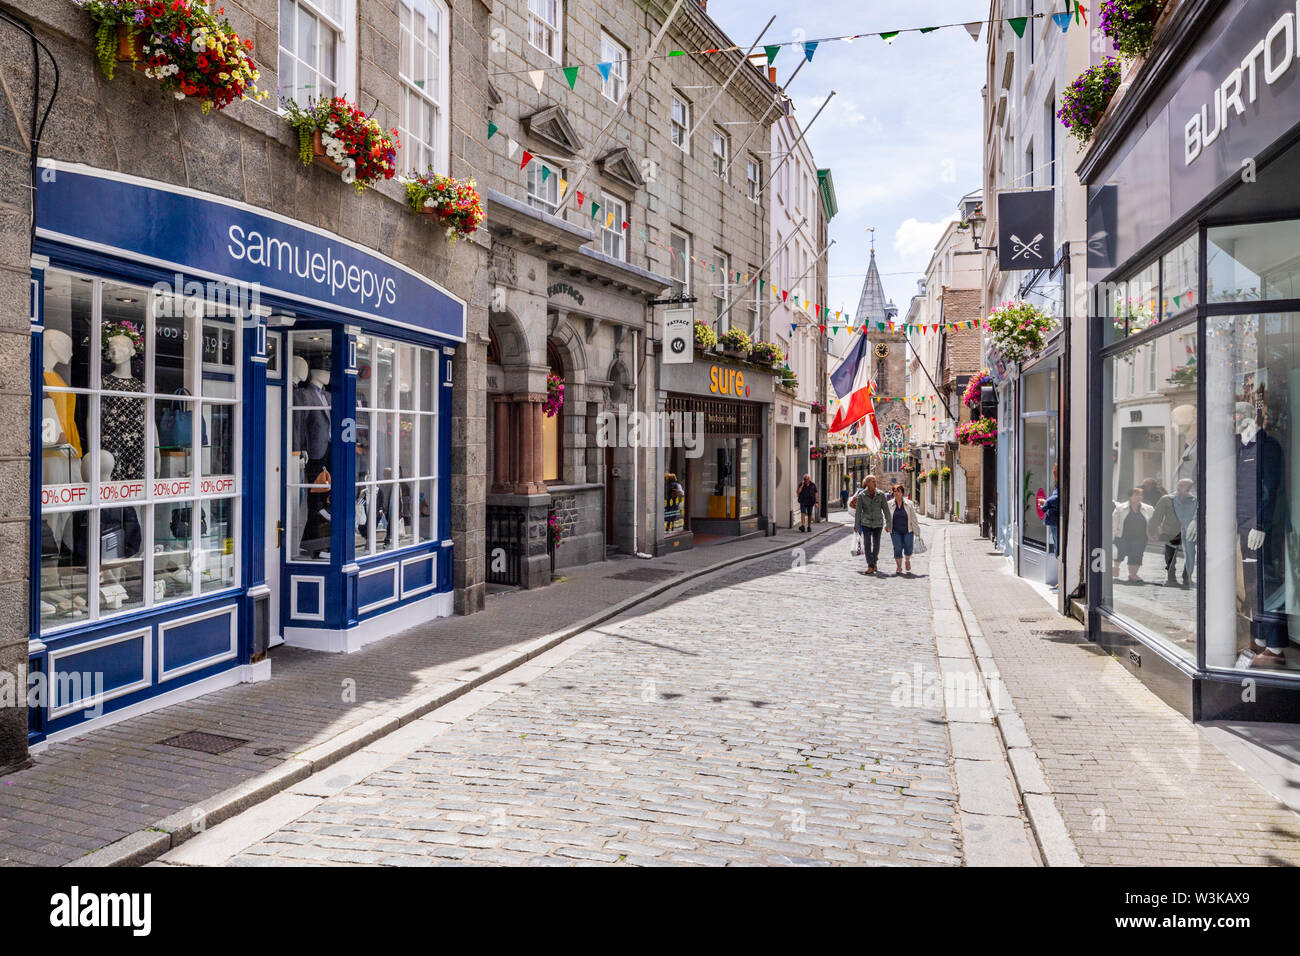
[189,522,963,866]
[3,524,836,867]
[946,523,1300,866]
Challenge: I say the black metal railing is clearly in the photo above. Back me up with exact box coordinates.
[485,505,525,586]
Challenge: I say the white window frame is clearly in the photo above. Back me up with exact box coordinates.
[397,0,451,175]
[670,93,691,152]
[601,195,627,261]
[526,161,561,214]
[277,0,357,110]
[528,0,562,62]
[670,230,691,297]
[712,127,729,180]
[713,251,730,333]
[746,157,760,202]
[600,31,629,104]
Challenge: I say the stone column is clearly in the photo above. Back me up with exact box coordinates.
[514,394,545,495]
[491,396,512,494]
[531,396,546,492]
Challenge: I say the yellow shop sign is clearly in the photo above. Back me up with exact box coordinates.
[708,365,748,397]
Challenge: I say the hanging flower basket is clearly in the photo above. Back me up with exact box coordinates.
[693,320,718,350]
[986,300,1057,365]
[1099,0,1166,59]
[963,371,996,409]
[1058,57,1122,145]
[404,172,485,244]
[810,401,825,414]
[80,0,267,111]
[285,97,400,192]
[544,372,565,418]
[918,473,929,484]
[957,417,998,447]
[940,466,951,480]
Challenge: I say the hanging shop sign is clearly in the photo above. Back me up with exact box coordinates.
[662,308,694,365]
[35,162,466,341]
[997,190,1055,272]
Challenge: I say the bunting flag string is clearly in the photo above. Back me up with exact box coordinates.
[487,12,1059,82]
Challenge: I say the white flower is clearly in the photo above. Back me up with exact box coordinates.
[174,91,186,100]
[191,29,207,53]
[423,198,434,209]
[341,161,356,185]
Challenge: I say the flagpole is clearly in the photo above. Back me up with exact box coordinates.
[723,57,811,179]
[755,91,835,200]
[707,217,808,336]
[909,339,957,421]
[553,0,689,217]
[687,16,777,140]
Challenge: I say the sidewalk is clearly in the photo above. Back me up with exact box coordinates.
[0,523,837,867]
[946,521,1300,865]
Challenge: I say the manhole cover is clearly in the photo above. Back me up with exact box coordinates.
[158,731,250,755]
[607,567,680,582]
[254,746,283,757]
[1018,616,1048,623]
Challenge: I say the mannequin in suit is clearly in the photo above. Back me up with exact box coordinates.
[294,362,332,557]
[1235,402,1290,666]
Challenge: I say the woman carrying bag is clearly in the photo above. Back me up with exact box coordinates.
[886,483,920,576]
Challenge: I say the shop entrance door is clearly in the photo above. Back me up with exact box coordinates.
[265,371,284,647]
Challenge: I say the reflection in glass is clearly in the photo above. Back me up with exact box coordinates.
[691,438,735,519]
[1206,313,1300,673]
[418,478,434,542]
[1101,326,1199,662]
[101,282,150,388]
[154,302,194,396]
[1207,220,1300,304]
[43,271,94,390]
[97,506,145,614]
[1161,233,1198,318]
[202,403,236,478]
[40,508,90,628]
[154,501,194,602]
[198,497,236,593]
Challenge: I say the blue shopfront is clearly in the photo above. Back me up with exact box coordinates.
[28,163,465,745]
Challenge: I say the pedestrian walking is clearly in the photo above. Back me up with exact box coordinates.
[1111,488,1154,583]
[797,473,818,532]
[840,481,849,512]
[886,483,920,576]
[851,474,890,575]
[1037,463,1060,554]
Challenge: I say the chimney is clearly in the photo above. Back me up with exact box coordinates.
[768,66,777,83]
[697,0,707,10]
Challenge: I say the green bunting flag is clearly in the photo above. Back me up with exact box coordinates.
[669,50,685,57]
[1008,16,1028,37]
[563,65,579,89]
[591,201,600,220]
[880,31,899,44]
[541,165,550,181]
[764,44,780,64]
[487,121,498,140]
[920,26,940,34]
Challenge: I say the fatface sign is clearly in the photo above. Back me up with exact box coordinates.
[997,190,1055,272]
[35,162,466,341]
[662,308,693,365]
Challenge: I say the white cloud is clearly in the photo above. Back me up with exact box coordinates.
[893,216,955,265]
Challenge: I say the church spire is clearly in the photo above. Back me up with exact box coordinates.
[854,248,893,325]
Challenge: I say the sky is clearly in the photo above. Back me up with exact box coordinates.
[705,0,990,319]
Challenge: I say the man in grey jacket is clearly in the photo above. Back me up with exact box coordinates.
[850,474,890,574]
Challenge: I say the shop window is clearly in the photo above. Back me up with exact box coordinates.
[39,270,241,633]
[351,334,440,559]
[1161,233,1198,319]
[664,447,686,534]
[542,342,563,484]
[528,0,561,61]
[1020,362,1058,551]
[278,0,347,108]
[1099,324,1199,661]
[398,0,450,175]
[1204,311,1300,673]
[1207,220,1300,304]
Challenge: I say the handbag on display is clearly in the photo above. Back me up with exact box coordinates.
[170,506,208,540]
[158,388,209,448]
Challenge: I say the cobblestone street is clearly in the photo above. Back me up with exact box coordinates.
[214,529,963,866]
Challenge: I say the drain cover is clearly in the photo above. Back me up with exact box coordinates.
[607,567,680,582]
[159,731,250,755]
[254,746,283,757]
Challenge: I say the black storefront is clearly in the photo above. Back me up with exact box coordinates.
[1082,0,1300,720]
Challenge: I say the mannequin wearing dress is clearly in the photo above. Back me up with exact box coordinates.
[101,333,160,481]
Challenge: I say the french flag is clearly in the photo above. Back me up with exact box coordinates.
[828,336,881,450]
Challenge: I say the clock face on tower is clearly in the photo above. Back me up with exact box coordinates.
[874,342,890,359]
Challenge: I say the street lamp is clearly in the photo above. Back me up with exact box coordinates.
[967,207,998,256]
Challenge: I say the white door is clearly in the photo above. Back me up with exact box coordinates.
[265,381,284,646]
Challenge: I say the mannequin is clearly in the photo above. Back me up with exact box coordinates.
[294,361,332,557]
[101,332,160,481]
[43,328,81,457]
[1234,401,1290,665]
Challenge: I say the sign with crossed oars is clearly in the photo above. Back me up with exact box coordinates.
[997,190,1055,272]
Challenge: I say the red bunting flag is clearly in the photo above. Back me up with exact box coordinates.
[576,191,585,209]
[519,151,533,170]
[782,290,789,302]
